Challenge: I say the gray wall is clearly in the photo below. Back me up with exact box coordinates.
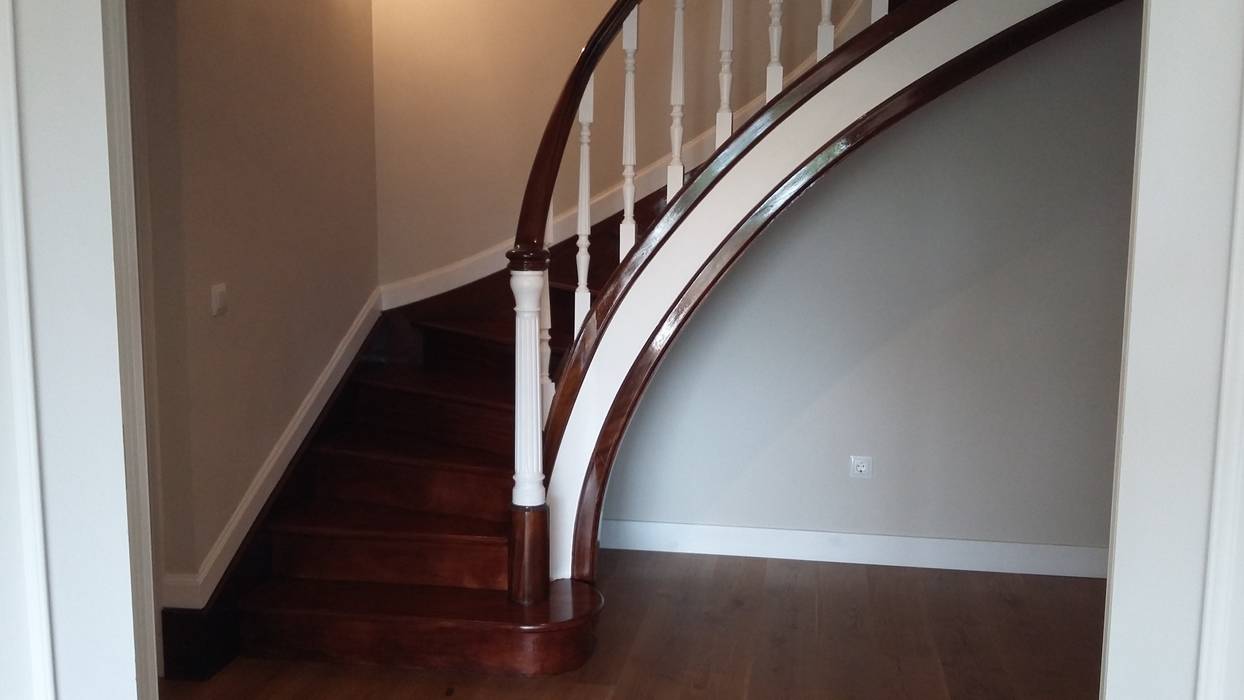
[603,1,1141,550]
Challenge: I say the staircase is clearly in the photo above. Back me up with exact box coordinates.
[163,0,1125,679]
[227,186,671,675]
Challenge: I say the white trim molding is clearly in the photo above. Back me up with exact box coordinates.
[0,0,56,694]
[378,55,819,312]
[1194,75,1244,699]
[600,520,1109,579]
[161,289,382,609]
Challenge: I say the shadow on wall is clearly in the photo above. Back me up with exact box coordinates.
[603,0,1140,551]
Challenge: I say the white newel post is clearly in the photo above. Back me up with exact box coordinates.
[619,8,639,256]
[510,270,547,507]
[766,0,784,101]
[538,217,554,422]
[817,0,835,61]
[872,0,888,23]
[716,0,734,147]
[667,0,686,196]
[574,75,594,334]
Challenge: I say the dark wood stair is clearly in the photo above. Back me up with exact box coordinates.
[210,182,672,677]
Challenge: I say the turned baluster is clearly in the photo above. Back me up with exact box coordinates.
[817,0,836,61]
[766,0,784,101]
[716,0,734,147]
[667,0,686,196]
[574,75,594,334]
[619,8,639,256]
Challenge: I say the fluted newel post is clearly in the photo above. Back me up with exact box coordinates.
[539,216,554,422]
[619,8,639,256]
[872,0,888,23]
[716,0,734,147]
[765,0,784,101]
[817,0,835,60]
[509,265,549,606]
[574,76,594,334]
[667,0,686,196]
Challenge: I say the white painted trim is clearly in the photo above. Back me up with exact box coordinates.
[600,520,1108,578]
[161,289,382,608]
[0,0,56,695]
[379,55,819,311]
[548,0,1061,581]
[101,1,159,695]
[1195,81,1244,700]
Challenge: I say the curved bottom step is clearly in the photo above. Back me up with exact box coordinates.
[239,578,603,676]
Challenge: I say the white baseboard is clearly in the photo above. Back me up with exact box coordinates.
[160,288,382,609]
[599,519,1109,579]
[379,55,818,311]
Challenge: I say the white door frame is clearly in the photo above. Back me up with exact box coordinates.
[1101,0,1244,698]
[1,0,158,697]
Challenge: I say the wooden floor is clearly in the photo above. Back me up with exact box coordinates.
[160,549,1106,699]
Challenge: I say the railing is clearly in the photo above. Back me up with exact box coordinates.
[506,0,889,605]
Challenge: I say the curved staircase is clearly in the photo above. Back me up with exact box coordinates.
[164,0,1129,679]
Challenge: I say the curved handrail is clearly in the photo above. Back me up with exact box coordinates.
[507,0,643,272]
[543,0,943,479]
[548,0,1124,581]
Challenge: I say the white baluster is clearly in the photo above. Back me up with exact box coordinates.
[766,0,783,101]
[715,0,734,147]
[872,0,888,23]
[619,8,639,256]
[539,215,554,422]
[817,0,835,61]
[510,269,546,507]
[574,76,594,334]
[667,0,686,196]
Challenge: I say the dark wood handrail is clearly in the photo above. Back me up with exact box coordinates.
[507,0,643,272]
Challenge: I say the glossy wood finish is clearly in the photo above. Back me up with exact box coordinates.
[543,0,945,489]
[509,505,551,605]
[238,579,601,676]
[560,0,1127,582]
[509,0,642,271]
[163,550,1107,698]
[162,264,607,677]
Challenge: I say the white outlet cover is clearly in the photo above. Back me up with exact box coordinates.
[849,455,873,479]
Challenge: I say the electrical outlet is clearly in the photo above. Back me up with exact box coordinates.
[849,455,873,479]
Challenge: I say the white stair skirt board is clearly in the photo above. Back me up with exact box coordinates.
[546,0,1066,581]
[600,520,1109,579]
[161,289,382,609]
[377,55,818,312]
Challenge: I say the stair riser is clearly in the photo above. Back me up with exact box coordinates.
[418,325,516,380]
[307,452,511,523]
[351,383,513,456]
[270,533,508,590]
[240,611,597,675]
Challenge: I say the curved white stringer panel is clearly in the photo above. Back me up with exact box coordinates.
[546,0,1065,580]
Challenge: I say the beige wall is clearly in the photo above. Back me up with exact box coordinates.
[373,0,862,284]
[129,0,378,573]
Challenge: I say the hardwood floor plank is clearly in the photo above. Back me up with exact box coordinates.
[160,552,1106,699]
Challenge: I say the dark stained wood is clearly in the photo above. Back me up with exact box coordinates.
[164,551,1107,698]
[509,505,551,605]
[564,0,1128,583]
[237,578,600,676]
[509,0,642,271]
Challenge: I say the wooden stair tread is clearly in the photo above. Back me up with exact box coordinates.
[239,578,602,630]
[353,363,514,410]
[268,500,507,543]
[416,315,572,350]
[314,427,511,475]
